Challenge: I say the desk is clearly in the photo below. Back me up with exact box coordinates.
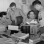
[11,32,29,44]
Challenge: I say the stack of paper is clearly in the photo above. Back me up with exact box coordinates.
[26,22,30,24]
[8,25,19,31]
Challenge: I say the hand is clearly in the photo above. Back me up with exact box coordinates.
[20,23,23,27]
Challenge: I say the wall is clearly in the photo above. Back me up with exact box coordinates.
[39,0,44,6]
[0,0,35,13]
[0,0,14,12]
[16,0,35,14]
[0,0,44,12]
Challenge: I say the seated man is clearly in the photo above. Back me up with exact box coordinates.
[32,0,44,34]
[0,12,12,36]
[0,12,12,26]
[2,15,12,26]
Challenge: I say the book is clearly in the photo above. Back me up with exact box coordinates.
[11,32,29,39]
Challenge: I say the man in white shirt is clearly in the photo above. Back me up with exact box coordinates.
[32,0,44,34]
[38,10,44,27]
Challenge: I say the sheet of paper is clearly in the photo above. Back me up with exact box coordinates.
[26,20,37,25]
[18,42,28,44]
[8,25,19,31]
[26,22,30,24]
[30,20,37,24]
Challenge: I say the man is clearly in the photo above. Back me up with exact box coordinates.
[32,0,44,34]
[0,12,12,26]
[30,5,39,19]
[7,2,26,25]
[31,0,42,19]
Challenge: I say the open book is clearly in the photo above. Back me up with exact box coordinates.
[11,32,29,39]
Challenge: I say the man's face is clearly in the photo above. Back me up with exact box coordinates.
[11,6,16,9]
[29,12,35,19]
[34,4,43,11]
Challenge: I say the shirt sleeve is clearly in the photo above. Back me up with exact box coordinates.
[38,12,42,21]
[19,9,26,23]
[5,10,12,25]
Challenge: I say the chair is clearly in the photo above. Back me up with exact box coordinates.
[16,16,23,26]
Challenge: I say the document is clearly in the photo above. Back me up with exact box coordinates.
[8,25,19,31]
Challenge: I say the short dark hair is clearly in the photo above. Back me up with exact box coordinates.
[0,12,7,17]
[32,0,41,6]
[9,2,16,7]
[27,10,35,19]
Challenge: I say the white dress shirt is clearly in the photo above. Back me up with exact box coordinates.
[38,10,44,27]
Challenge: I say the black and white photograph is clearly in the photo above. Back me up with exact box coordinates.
[0,0,44,44]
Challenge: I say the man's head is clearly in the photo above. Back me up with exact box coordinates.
[32,1,43,11]
[27,10,36,19]
[9,2,16,9]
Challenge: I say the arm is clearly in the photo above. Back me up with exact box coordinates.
[38,12,42,21]
[5,9,12,25]
[19,9,26,23]
[1,15,12,26]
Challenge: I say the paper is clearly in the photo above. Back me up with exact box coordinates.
[30,20,37,24]
[29,39,33,44]
[8,25,19,31]
[41,34,44,36]
[26,20,37,25]
[18,42,28,44]
[26,22,30,24]
[29,39,33,42]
